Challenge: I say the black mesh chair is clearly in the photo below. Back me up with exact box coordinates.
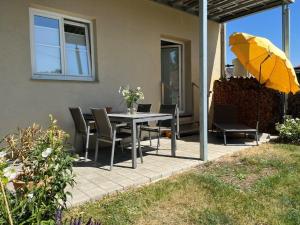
[140,104,177,152]
[135,104,152,144]
[91,108,143,171]
[69,107,95,161]
[137,104,152,113]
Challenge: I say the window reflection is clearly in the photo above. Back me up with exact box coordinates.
[64,22,90,76]
[34,15,62,74]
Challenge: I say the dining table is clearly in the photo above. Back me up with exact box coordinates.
[84,112,177,169]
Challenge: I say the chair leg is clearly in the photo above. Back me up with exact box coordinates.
[94,138,99,161]
[256,132,259,146]
[110,131,117,171]
[82,135,85,153]
[85,136,90,161]
[149,131,152,146]
[223,131,227,145]
[157,127,161,147]
[138,139,143,163]
[139,126,142,141]
[110,141,116,171]
[156,131,160,154]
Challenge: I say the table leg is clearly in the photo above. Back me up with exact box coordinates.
[171,117,176,156]
[131,120,137,169]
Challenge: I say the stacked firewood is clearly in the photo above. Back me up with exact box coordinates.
[288,92,300,118]
[213,78,282,133]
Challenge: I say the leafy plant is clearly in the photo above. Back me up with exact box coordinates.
[276,116,300,144]
[0,115,75,225]
[118,86,144,108]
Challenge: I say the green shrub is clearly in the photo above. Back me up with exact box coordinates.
[276,116,300,144]
[0,115,75,225]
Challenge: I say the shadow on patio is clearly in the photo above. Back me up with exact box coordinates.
[68,133,268,206]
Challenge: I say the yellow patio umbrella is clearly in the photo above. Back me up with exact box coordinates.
[229,32,300,94]
[229,32,300,131]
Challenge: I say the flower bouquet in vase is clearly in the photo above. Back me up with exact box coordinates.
[119,86,144,114]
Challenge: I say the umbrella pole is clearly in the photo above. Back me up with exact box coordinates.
[256,66,262,131]
[256,55,271,132]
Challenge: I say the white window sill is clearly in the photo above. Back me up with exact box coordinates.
[32,74,96,82]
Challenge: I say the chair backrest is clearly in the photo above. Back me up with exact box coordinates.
[137,104,152,113]
[69,107,87,134]
[158,104,177,127]
[91,108,113,139]
[214,104,238,124]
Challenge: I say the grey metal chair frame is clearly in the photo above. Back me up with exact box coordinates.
[140,104,177,152]
[213,104,259,145]
[91,108,143,171]
[69,107,95,161]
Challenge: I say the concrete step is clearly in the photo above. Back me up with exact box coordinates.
[179,123,199,136]
[179,113,194,125]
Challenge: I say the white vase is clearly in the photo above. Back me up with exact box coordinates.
[128,107,136,114]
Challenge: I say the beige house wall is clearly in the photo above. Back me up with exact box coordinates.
[0,0,221,138]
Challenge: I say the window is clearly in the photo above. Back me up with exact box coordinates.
[30,9,95,81]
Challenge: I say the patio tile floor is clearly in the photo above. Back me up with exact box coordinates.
[68,133,270,207]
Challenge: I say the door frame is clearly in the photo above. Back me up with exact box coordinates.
[160,38,185,113]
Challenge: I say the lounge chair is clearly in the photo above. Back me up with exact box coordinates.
[213,104,259,145]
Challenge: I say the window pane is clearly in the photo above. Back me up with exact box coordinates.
[34,15,59,29]
[35,45,62,74]
[64,22,90,75]
[65,32,87,51]
[66,49,89,75]
[33,15,61,74]
[34,15,60,46]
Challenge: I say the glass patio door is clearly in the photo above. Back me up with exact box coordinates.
[161,45,183,112]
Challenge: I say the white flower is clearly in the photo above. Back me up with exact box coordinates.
[42,148,53,158]
[0,151,6,159]
[54,164,60,171]
[118,86,123,94]
[137,87,141,91]
[3,166,19,181]
[28,193,33,199]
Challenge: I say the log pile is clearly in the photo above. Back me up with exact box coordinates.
[213,78,282,133]
[288,93,300,118]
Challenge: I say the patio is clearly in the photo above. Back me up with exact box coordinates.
[68,133,270,206]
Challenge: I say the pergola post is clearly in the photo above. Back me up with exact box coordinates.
[221,23,227,78]
[199,0,208,161]
[282,3,290,58]
[282,3,290,114]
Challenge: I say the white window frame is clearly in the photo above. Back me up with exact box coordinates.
[29,8,95,81]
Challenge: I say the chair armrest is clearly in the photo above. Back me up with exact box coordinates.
[112,123,128,129]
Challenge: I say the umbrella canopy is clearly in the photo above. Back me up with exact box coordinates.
[229,32,300,94]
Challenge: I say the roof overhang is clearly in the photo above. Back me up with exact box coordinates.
[152,0,294,23]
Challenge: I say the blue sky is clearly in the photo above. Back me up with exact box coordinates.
[226,1,300,67]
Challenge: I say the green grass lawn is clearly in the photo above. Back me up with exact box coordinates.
[66,144,300,225]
